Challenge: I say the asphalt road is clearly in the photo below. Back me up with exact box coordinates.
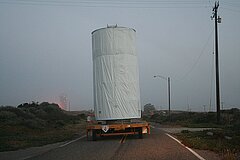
[25,128,209,160]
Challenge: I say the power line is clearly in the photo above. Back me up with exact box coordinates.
[2,0,210,3]
[221,1,240,8]
[220,1,240,13]
[209,45,215,112]
[177,28,214,81]
[0,0,211,8]
[221,7,240,13]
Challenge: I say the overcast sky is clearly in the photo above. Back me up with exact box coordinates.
[0,0,239,111]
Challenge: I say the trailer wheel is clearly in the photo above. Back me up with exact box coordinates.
[92,130,97,141]
[138,128,143,139]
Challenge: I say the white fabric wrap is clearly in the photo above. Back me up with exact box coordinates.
[92,27,141,120]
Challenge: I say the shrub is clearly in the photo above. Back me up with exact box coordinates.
[0,111,17,120]
[78,113,87,120]
[22,119,45,129]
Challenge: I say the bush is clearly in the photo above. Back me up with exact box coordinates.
[22,119,45,129]
[78,113,87,120]
[0,111,17,120]
[0,103,86,151]
[55,120,65,127]
[181,130,189,133]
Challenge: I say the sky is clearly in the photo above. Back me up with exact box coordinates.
[0,0,239,112]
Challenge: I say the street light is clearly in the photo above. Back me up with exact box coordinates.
[154,75,171,118]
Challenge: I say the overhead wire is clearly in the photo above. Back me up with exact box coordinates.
[0,0,211,8]
[220,1,240,13]
[209,33,215,112]
[1,0,210,4]
[221,7,240,13]
[176,28,214,81]
[221,1,240,8]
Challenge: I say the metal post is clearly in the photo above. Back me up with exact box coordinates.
[153,75,171,120]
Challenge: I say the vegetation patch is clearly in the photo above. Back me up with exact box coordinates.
[176,129,240,152]
[176,129,240,159]
[143,104,240,159]
[0,102,88,152]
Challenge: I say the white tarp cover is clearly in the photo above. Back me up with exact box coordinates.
[92,27,141,120]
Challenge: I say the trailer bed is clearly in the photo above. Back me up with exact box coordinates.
[86,120,150,141]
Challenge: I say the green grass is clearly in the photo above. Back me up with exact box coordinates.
[144,108,240,158]
[176,129,240,159]
[0,102,88,152]
[145,109,240,128]
[0,121,86,152]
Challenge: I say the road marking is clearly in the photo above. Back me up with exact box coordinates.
[59,135,86,148]
[119,135,124,143]
[122,135,127,143]
[21,155,33,160]
[150,125,155,128]
[166,133,206,160]
[20,135,86,159]
[119,134,127,144]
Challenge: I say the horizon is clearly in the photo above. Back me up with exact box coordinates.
[1,0,239,112]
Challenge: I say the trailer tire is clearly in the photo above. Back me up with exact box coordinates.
[92,130,97,141]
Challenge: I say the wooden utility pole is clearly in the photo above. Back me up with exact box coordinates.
[212,1,221,123]
[168,77,171,118]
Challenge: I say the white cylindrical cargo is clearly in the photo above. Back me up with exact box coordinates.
[92,26,141,120]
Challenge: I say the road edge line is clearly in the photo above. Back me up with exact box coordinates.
[59,135,86,148]
[150,125,155,128]
[165,133,206,160]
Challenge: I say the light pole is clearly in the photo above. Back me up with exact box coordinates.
[154,75,171,118]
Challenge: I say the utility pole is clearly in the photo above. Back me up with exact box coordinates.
[212,1,221,123]
[69,101,71,111]
[168,77,171,118]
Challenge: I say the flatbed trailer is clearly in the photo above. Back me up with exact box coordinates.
[86,120,150,141]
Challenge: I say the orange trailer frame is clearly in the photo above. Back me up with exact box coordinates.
[86,121,150,141]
